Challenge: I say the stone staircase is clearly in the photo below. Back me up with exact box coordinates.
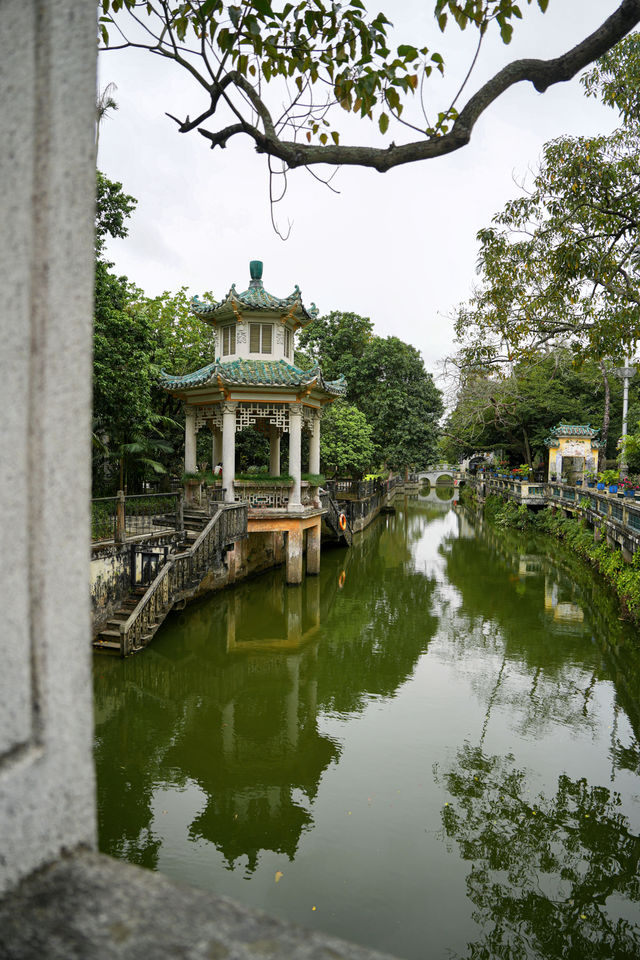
[93,502,248,657]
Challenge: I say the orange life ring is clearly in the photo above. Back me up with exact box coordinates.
[338,513,347,531]
[338,570,346,589]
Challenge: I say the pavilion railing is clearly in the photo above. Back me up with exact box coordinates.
[91,491,181,543]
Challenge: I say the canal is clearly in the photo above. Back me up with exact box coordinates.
[94,497,640,960]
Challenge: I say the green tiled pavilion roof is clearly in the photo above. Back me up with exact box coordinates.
[544,423,600,446]
[191,261,318,325]
[160,358,345,396]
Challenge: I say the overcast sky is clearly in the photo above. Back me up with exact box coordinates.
[98,1,623,380]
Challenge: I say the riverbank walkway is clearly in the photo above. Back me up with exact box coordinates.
[465,473,640,562]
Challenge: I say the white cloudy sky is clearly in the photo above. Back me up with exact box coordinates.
[98,1,623,378]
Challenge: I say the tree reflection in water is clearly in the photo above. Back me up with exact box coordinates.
[94,509,439,876]
[435,743,640,960]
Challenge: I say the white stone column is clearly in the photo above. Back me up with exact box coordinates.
[222,401,237,502]
[212,426,222,471]
[288,404,302,510]
[309,409,321,475]
[269,424,281,476]
[184,406,197,474]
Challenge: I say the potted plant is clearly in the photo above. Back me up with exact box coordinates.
[585,470,597,488]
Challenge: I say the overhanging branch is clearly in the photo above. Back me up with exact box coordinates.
[194,0,640,171]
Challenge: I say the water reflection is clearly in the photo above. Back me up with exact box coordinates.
[94,513,439,877]
[94,504,640,959]
[418,483,456,504]
[436,744,640,960]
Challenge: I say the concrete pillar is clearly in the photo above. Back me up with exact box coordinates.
[212,427,222,472]
[288,404,302,510]
[286,525,303,583]
[309,410,321,475]
[184,406,197,474]
[306,520,321,575]
[269,425,281,476]
[222,401,237,503]
[0,0,98,896]
[273,531,285,565]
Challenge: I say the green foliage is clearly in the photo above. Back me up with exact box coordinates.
[442,351,622,464]
[100,0,429,142]
[235,473,293,484]
[91,500,116,541]
[301,314,443,470]
[483,497,640,622]
[320,400,376,478]
[296,310,374,382]
[598,468,620,485]
[301,473,325,485]
[350,335,443,469]
[582,31,640,125]
[95,171,137,255]
[145,287,217,377]
[620,417,640,472]
[101,1,541,149]
[452,37,640,370]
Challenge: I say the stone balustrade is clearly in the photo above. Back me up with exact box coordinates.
[465,473,640,561]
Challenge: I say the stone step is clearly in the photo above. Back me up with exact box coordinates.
[93,639,121,654]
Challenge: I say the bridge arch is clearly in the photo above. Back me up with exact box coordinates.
[416,464,458,487]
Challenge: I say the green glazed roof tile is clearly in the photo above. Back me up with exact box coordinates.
[544,423,600,446]
[160,359,345,396]
[191,262,318,325]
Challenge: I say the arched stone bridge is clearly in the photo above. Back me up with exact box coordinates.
[415,464,459,486]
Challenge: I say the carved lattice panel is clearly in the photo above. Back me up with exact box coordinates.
[195,405,222,431]
[236,402,290,433]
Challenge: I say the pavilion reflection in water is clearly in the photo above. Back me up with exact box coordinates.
[169,578,338,871]
[94,573,342,873]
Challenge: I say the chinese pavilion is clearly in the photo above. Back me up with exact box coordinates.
[160,260,345,582]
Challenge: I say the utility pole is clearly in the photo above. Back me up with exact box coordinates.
[616,356,636,478]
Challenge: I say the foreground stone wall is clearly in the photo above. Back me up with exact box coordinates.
[0,0,97,895]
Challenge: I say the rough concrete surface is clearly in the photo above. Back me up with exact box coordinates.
[0,0,98,895]
[0,852,404,960]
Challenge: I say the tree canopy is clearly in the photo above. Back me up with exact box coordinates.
[452,124,640,370]
[298,310,443,471]
[450,29,640,372]
[440,351,635,466]
[99,1,640,175]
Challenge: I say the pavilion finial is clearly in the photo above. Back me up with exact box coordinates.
[249,259,263,284]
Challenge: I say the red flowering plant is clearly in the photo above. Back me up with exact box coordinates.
[619,475,640,492]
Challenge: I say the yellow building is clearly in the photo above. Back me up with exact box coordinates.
[545,424,600,482]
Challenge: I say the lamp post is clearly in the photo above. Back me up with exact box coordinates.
[616,357,637,478]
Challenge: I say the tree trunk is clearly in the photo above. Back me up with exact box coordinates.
[600,360,611,457]
[522,427,533,469]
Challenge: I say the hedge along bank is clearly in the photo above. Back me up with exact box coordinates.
[461,489,640,625]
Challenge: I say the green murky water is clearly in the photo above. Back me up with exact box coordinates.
[94,499,640,960]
